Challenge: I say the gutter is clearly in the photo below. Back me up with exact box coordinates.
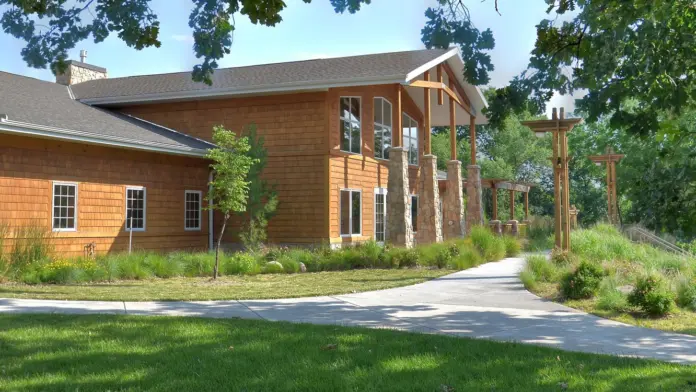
[0,116,209,158]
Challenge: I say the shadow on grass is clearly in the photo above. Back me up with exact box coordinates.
[1,313,695,392]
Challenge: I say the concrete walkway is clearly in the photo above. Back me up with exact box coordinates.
[2,257,696,364]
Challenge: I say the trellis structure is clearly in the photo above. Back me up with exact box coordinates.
[588,147,624,225]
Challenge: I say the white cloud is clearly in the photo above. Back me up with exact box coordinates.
[171,34,194,44]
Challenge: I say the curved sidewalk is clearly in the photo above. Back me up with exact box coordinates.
[2,257,696,364]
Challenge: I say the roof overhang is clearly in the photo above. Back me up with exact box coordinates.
[0,116,210,158]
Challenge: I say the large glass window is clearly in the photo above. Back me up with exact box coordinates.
[411,195,418,233]
[374,188,387,242]
[185,190,202,230]
[402,113,419,165]
[52,182,77,231]
[373,97,392,159]
[340,189,361,236]
[340,97,361,154]
[126,186,146,231]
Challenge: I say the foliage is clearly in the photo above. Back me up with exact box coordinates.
[596,278,629,313]
[525,254,557,284]
[525,216,554,251]
[238,126,278,251]
[560,261,605,300]
[469,226,506,261]
[676,278,696,312]
[206,125,256,278]
[629,274,676,316]
[8,223,53,278]
[502,236,521,257]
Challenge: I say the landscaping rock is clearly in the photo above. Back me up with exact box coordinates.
[298,262,307,273]
[618,285,634,294]
[264,261,284,274]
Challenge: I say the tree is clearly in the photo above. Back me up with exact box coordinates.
[206,125,256,279]
[238,125,278,250]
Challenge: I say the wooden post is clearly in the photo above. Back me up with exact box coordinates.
[561,130,571,250]
[509,190,516,220]
[611,161,618,223]
[437,64,444,106]
[449,81,456,161]
[552,109,562,249]
[470,115,477,165]
[524,191,529,221]
[492,187,498,220]
[423,71,432,155]
[394,85,402,147]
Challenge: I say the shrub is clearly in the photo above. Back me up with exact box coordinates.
[448,246,482,270]
[224,253,261,275]
[283,248,322,272]
[470,226,506,261]
[0,222,9,280]
[9,223,53,277]
[503,236,521,257]
[264,246,289,261]
[41,257,96,284]
[560,261,605,299]
[386,247,419,268]
[115,253,153,280]
[417,243,454,269]
[526,255,556,283]
[277,255,300,273]
[628,274,676,316]
[596,279,629,312]
[355,241,386,268]
[550,249,578,266]
[526,216,554,251]
[173,252,216,277]
[519,270,538,290]
[145,253,183,278]
[676,278,696,311]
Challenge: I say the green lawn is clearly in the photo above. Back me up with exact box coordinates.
[1,314,694,392]
[0,269,451,301]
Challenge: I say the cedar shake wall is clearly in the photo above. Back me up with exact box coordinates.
[0,134,209,256]
[119,93,329,244]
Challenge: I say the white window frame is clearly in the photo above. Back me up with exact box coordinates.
[374,188,388,243]
[339,96,362,155]
[411,194,419,233]
[373,97,392,160]
[339,188,362,237]
[402,113,419,165]
[184,190,202,231]
[125,186,147,232]
[51,181,78,232]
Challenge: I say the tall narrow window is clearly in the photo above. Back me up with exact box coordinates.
[126,186,146,231]
[340,97,361,154]
[374,188,387,242]
[402,114,419,165]
[185,190,202,230]
[411,195,418,233]
[52,182,77,231]
[373,97,392,159]
[340,189,361,236]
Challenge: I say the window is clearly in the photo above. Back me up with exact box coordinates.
[411,195,418,233]
[340,97,361,154]
[185,190,202,230]
[402,113,419,165]
[373,97,392,159]
[374,188,387,242]
[340,189,361,236]
[125,186,146,231]
[52,182,77,231]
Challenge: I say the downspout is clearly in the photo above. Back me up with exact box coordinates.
[208,169,214,251]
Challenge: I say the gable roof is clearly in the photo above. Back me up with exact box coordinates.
[0,72,214,157]
[71,48,461,105]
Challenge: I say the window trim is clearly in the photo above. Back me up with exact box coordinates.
[125,185,147,232]
[339,188,362,237]
[339,96,362,155]
[51,181,78,232]
[402,112,419,166]
[184,190,203,231]
[374,187,387,243]
[373,97,392,160]
[411,194,419,233]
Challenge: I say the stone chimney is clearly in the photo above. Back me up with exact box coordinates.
[55,50,107,85]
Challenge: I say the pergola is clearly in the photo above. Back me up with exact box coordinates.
[588,147,624,225]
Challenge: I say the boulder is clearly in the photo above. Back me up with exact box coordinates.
[298,262,307,273]
[264,261,284,274]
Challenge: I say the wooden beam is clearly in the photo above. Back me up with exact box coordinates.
[492,188,498,220]
[449,81,456,161]
[409,80,466,111]
[524,192,529,221]
[437,64,444,106]
[469,115,476,165]
[423,71,432,155]
[394,85,402,148]
[442,62,472,108]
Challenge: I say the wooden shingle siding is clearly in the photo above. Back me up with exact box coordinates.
[0,134,209,256]
[119,93,329,244]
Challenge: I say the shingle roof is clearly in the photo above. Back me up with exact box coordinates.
[71,48,452,102]
[0,72,214,156]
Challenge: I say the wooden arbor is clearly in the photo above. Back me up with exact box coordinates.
[588,147,624,225]
[521,108,582,250]
[483,179,535,222]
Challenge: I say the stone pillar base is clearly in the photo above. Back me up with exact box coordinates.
[489,220,502,236]
[443,160,465,240]
[386,147,413,248]
[466,164,484,233]
[416,155,443,245]
[507,220,519,237]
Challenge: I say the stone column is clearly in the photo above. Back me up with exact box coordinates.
[508,220,519,237]
[466,164,484,233]
[416,155,443,245]
[443,160,465,240]
[387,147,413,248]
[490,220,502,236]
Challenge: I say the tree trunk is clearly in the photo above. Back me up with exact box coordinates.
[214,213,229,280]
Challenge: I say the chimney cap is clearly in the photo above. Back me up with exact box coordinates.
[80,49,87,63]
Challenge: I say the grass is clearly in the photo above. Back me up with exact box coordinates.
[1,314,695,392]
[0,269,452,301]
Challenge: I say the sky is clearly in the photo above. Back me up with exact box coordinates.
[0,0,577,114]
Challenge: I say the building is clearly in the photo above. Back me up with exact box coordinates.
[0,48,486,255]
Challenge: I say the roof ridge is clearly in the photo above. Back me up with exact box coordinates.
[75,48,445,84]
